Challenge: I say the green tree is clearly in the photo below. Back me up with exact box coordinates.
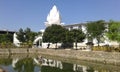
[86,20,106,46]
[61,30,74,48]
[14,58,34,72]
[0,58,12,65]
[0,34,13,48]
[17,28,25,43]
[106,20,120,47]
[24,27,31,42]
[70,29,85,49]
[17,28,38,47]
[43,24,67,48]
[0,34,13,43]
[24,28,38,47]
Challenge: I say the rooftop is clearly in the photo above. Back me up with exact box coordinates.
[0,30,15,34]
[64,23,86,27]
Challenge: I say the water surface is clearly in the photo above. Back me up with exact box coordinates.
[0,55,119,72]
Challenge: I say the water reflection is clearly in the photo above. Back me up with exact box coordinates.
[0,57,40,72]
[14,58,35,72]
[0,55,119,72]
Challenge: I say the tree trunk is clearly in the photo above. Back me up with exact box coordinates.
[75,41,77,50]
[47,43,50,49]
[97,39,100,47]
[98,42,100,47]
[118,43,120,52]
[56,43,57,49]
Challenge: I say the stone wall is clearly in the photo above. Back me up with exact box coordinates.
[0,49,9,55]
[35,49,120,66]
[0,48,28,55]
[0,48,120,66]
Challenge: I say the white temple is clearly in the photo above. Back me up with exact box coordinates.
[45,5,62,27]
[33,5,63,48]
[13,5,119,50]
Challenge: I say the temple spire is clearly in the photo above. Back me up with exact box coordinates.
[45,5,62,27]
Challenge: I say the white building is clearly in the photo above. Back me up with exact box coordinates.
[14,5,119,49]
[33,5,63,48]
[45,5,63,27]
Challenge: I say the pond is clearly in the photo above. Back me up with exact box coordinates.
[0,54,119,72]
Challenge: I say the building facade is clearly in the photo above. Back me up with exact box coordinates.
[13,5,119,49]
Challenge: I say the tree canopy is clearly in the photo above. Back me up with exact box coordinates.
[86,20,106,46]
[69,29,85,49]
[17,28,38,47]
[17,28,38,43]
[0,34,13,43]
[43,24,67,45]
[106,20,120,43]
[70,29,85,43]
[0,33,13,48]
[43,24,85,49]
[17,28,25,42]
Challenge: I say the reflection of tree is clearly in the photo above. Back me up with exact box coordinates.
[86,67,94,72]
[24,58,34,72]
[0,58,12,65]
[41,62,75,72]
[14,59,23,72]
[14,58,34,72]
[62,62,73,71]
[41,66,75,72]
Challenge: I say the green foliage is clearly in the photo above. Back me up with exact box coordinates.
[17,28,38,47]
[93,46,111,52]
[86,20,106,46]
[41,63,74,72]
[70,29,85,42]
[0,34,13,43]
[43,25,85,48]
[0,33,13,48]
[62,29,73,43]
[0,58,12,65]
[93,46,120,52]
[106,20,120,43]
[43,24,67,44]
[17,28,25,42]
[61,30,74,48]
[14,58,34,72]
[70,29,86,49]
[63,29,85,43]
[86,67,95,72]
[0,42,15,48]
[25,28,38,43]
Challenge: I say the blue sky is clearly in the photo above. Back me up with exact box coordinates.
[0,0,120,32]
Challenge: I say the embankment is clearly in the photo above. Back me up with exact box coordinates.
[0,48,120,66]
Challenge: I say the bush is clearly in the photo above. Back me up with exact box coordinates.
[93,46,111,52]
[0,42,16,48]
[93,46,120,52]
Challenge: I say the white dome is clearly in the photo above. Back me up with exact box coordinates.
[45,5,61,27]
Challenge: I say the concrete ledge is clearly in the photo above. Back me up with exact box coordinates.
[35,49,120,66]
[0,49,9,55]
[0,48,120,66]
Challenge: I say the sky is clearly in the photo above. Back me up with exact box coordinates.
[0,0,120,32]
